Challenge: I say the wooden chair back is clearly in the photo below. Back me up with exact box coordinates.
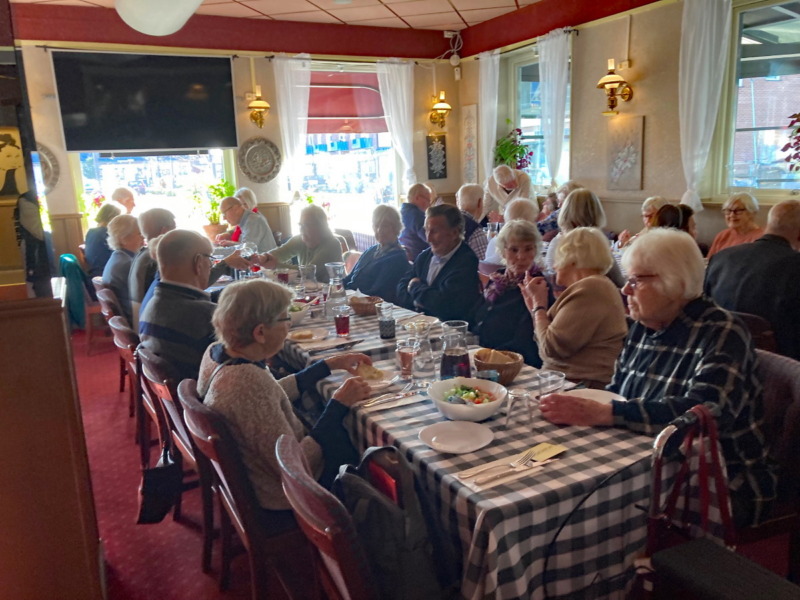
[96,288,125,324]
[108,316,138,372]
[91,276,108,296]
[731,311,778,353]
[276,435,377,600]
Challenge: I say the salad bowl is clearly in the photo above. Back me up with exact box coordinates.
[428,377,507,422]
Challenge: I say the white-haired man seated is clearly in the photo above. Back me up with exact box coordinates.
[538,229,777,528]
[456,184,489,260]
[484,165,532,221]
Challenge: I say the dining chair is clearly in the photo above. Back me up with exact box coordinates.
[108,316,164,467]
[138,348,214,573]
[96,287,129,400]
[177,380,310,598]
[276,434,378,600]
[730,311,778,354]
[59,253,107,354]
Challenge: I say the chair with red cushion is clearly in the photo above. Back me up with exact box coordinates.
[276,434,378,600]
[177,380,311,598]
[96,287,130,402]
[731,311,778,354]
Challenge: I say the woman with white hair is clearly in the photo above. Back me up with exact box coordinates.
[475,220,545,367]
[253,204,343,282]
[708,192,764,257]
[342,205,408,303]
[521,227,627,387]
[616,196,672,249]
[538,228,776,527]
[102,213,143,322]
[483,198,540,264]
[198,278,372,521]
[484,164,532,221]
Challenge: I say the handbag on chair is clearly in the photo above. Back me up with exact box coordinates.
[136,446,182,524]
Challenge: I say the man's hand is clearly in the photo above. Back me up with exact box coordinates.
[252,253,278,269]
[215,232,232,244]
[487,211,504,224]
[539,393,614,426]
[223,250,251,271]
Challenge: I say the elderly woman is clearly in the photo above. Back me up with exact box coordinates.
[616,196,671,249]
[198,278,371,521]
[539,229,777,527]
[521,227,627,387]
[474,220,544,367]
[102,213,144,322]
[84,201,122,277]
[253,204,343,282]
[708,192,764,257]
[484,198,540,264]
[545,189,626,288]
[342,205,408,303]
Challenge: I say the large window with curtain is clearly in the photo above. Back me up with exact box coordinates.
[294,68,396,237]
[725,0,800,192]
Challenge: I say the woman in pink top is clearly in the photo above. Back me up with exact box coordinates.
[708,192,764,257]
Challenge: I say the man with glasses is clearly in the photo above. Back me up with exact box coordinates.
[219,196,276,253]
[139,230,220,382]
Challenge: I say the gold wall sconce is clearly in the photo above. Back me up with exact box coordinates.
[248,84,270,128]
[596,59,633,116]
[429,90,452,128]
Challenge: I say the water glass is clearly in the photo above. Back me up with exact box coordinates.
[333,305,351,337]
[395,339,420,380]
[299,264,318,291]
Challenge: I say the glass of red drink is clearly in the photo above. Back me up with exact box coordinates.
[333,305,351,337]
[276,269,290,285]
[396,340,420,380]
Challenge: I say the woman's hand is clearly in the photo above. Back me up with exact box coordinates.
[252,253,277,269]
[332,376,371,407]
[539,393,614,426]
[520,273,549,312]
[325,353,372,375]
[487,211,504,224]
[617,229,631,248]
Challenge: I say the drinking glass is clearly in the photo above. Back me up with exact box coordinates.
[276,268,290,285]
[376,302,395,340]
[333,305,351,337]
[299,264,318,292]
[395,340,420,380]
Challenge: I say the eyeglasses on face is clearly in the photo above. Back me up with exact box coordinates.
[196,253,214,264]
[722,208,746,216]
[275,316,292,323]
[623,274,658,290]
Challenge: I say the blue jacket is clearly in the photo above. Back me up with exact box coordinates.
[398,203,428,260]
[396,242,482,324]
[84,226,112,278]
[342,243,410,304]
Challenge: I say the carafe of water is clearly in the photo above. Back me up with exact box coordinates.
[324,262,347,318]
[440,330,471,379]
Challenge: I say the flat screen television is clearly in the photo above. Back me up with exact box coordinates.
[53,52,238,152]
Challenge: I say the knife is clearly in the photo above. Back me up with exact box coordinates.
[474,458,555,486]
[308,339,364,354]
[361,390,420,408]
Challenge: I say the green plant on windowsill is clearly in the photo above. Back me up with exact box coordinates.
[194,178,236,225]
[494,119,533,170]
[781,112,800,172]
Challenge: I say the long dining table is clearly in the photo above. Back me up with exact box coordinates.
[317,357,654,600]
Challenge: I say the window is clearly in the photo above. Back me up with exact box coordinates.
[509,53,571,190]
[727,0,800,191]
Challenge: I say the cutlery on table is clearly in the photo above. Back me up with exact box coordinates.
[457,448,535,481]
[307,339,363,354]
[361,390,420,408]
[474,458,555,486]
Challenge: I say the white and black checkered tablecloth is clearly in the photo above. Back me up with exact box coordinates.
[317,360,654,600]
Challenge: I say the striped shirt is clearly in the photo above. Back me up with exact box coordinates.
[608,296,777,526]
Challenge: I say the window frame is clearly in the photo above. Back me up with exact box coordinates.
[710,0,800,204]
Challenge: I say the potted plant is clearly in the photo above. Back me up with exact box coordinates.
[494,120,534,170]
[195,178,235,241]
[781,112,800,172]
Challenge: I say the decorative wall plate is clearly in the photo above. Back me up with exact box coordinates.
[237,137,281,184]
[36,142,59,194]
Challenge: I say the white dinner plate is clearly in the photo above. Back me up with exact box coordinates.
[419,421,494,454]
[402,315,440,329]
[561,388,626,405]
[286,327,329,343]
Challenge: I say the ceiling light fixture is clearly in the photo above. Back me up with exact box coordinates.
[114,0,203,36]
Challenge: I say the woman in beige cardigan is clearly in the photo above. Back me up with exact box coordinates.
[520,227,627,388]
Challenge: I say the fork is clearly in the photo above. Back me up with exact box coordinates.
[474,457,555,486]
[457,448,535,481]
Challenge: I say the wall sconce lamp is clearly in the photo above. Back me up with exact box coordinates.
[429,90,452,128]
[596,59,633,116]
[248,85,270,128]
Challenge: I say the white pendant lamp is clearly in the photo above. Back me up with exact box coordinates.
[115,0,204,36]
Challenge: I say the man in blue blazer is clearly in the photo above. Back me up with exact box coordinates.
[396,204,482,324]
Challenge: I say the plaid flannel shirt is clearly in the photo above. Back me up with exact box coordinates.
[608,296,777,525]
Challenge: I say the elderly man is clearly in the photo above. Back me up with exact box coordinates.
[483,165,532,221]
[396,204,482,324]
[398,183,433,261]
[219,195,276,253]
[538,229,777,528]
[139,230,219,382]
[456,184,489,260]
[128,208,176,329]
[705,199,800,360]
[111,186,136,214]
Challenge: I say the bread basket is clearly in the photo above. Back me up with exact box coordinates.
[473,348,523,386]
[348,295,382,316]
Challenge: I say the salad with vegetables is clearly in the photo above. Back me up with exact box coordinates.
[445,384,496,405]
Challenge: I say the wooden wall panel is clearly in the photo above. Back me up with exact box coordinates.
[50,212,85,260]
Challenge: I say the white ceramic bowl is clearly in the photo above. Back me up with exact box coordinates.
[427,377,507,422]
[289,302,310,327]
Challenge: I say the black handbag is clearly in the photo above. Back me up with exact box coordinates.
[136,447,182,524]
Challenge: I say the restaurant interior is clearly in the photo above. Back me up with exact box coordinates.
[1,0,799,598]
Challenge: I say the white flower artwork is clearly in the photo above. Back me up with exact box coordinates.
[427,134,447,180]
[607,115,644,190]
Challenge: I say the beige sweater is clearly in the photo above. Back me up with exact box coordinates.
[197,347,323,511]
[534,274,627,384]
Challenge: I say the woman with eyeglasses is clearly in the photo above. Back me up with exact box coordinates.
[708,192,764,258]
[197,278,371,524]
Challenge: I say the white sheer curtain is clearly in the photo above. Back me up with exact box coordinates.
[478,50,500,183]
[273,54,311,193]
[377,60,416,188]
[538,28,571,188]
[679,0,731,212]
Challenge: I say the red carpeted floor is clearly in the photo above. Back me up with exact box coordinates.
[71,331,252,600]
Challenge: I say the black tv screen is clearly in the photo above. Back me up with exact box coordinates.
[53,52,237,152]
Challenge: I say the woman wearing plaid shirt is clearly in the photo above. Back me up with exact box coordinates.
[539,228,777,527]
